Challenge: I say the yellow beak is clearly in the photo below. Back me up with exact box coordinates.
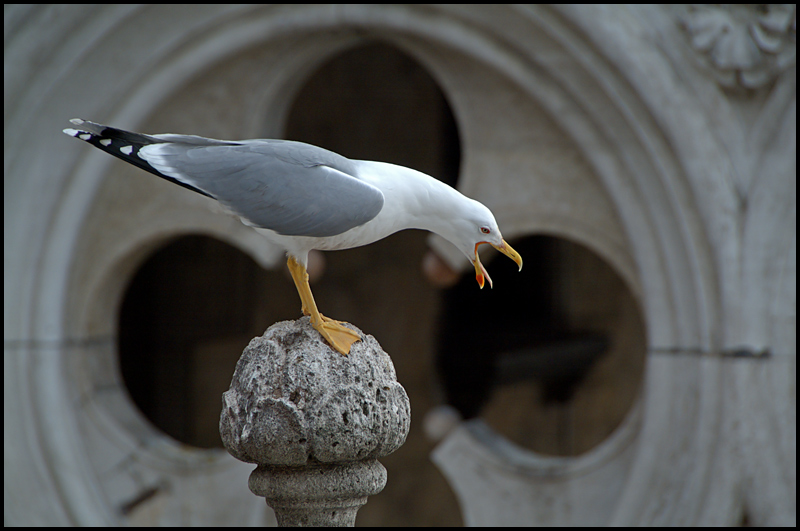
[472,239,523,289]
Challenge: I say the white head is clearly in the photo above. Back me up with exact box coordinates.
[437,196,523,289]
[367,160,522,287]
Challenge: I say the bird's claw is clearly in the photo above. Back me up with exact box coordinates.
[313,318,361,356]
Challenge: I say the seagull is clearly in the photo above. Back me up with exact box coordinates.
[63,119,522,355]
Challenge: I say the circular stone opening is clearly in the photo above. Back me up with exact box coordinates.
[436,235,646,456]
[117,234,296,448]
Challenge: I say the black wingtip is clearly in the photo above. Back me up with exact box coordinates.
[62,119,215,199]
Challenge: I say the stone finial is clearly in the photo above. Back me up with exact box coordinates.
[220,317,410,526]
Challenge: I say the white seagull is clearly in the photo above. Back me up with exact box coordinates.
[63,119,522,355]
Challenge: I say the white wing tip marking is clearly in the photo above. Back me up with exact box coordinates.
[100,138,112,147]
[63,128,81,137]
[120,145,133,155]
[69,118,85,125]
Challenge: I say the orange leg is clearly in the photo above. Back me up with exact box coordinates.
[286,256,361,355]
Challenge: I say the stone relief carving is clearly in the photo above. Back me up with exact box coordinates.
[681,4,796,89]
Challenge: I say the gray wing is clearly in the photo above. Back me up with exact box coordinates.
[139,139,385,237]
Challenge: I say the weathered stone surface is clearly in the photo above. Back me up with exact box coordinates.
[220,317,410,526]
[248,460,387,527]
[220,317,410,466]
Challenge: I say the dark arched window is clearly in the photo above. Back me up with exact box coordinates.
[118,235,295,448]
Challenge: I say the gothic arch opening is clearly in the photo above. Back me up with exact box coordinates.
[283,41,464,526]
[284,41,461,185]
[436,235,646,456]
[117,234,296,448]
[281,40,462,359]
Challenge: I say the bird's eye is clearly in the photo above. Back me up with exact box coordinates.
[480,227,491,234]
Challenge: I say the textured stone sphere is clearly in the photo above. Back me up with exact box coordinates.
[220,317,410,466]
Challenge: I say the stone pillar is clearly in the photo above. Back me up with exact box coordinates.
[220,317,410,527]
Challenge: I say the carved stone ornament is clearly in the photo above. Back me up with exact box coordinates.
[220,317,411,526]
[681,4,796,89]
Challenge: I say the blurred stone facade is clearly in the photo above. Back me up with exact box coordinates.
[5,4,795,526]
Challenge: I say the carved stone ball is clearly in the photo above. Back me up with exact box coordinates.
[220,317,410,466]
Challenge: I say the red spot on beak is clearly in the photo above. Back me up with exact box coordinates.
[473,242,493,289]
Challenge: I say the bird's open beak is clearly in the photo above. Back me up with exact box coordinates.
[473,239,523,289]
